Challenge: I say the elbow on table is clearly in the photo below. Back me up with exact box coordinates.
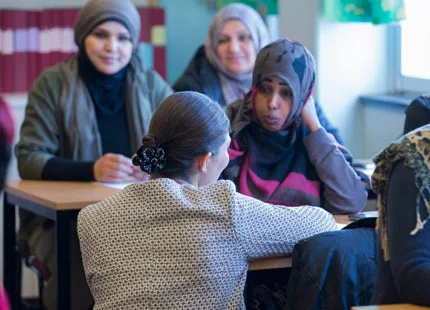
[325,189,367,215]
[17,155,44,180]
[350,189,368,214]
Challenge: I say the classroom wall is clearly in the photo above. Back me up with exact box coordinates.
[159,0,214,84]
[279,0,405,158]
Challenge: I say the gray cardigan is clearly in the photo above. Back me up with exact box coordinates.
[78,178,337,310]
[15,53,172,180]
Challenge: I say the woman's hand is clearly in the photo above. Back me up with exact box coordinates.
[300,96,322,133]
[132,165,151,182]
[94,153,136,183]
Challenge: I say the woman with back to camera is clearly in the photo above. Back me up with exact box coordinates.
[78,91,338,309]
[15,0,172,308]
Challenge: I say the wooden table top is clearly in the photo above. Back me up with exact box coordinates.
[4,180,352,270]
[5,180,119,211]
[351,304,430,310]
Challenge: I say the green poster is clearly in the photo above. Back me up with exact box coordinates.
[323,0,405,24]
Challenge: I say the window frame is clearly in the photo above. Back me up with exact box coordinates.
[390,8,430,93]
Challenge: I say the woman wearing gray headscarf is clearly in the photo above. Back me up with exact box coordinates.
[15,0,172,308]
[173,3,269,106]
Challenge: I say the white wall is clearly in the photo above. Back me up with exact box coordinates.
[159,0,214,84]
[279,0,404,158]
[362,101,406,156]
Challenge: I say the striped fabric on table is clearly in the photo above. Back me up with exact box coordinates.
[0,7,166,93]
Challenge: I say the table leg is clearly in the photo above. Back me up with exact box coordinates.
[3,193,20,310]
[56,211,71,310]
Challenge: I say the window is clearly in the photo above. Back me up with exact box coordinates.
[394,0,430,92]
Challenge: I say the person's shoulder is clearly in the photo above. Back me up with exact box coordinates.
[209,179,237,193]
[130,54,168,85]
[31,56,77,90]
[173,46,218,92]
[33,63,65,85]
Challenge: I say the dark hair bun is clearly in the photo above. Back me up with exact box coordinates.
[133,134,167,174]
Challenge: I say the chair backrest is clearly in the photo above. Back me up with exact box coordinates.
[404,94,430,134]
[286,222,378,310]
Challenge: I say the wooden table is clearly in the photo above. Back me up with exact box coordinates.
[352,304,430,309]
[3,181,118,310]
[248,214,351,271]
[3,180,352,309]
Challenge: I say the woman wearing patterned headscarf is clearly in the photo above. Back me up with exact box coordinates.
[15,0,171,308]
[224,39,367,214]
[173,4,344,143]
[223,38,367,308]
[372,125,430,305]
[371,125,430,306]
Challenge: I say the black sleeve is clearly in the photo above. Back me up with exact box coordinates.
[172,74,202,93]
[404,95,430,134]
[41,157,95,181]
[387,160,430,306]
[314,100,343,144]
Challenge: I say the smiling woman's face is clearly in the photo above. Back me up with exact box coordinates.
[84,21,133,75]
[254,75,293,132]
[216,19,256,75]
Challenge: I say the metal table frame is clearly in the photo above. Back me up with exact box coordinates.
[3,192,78,310]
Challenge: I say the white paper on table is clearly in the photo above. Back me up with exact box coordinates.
[96,182,135,190]
[336,223,347,230]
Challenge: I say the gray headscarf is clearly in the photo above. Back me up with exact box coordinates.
[205,3,269,105]
[252,39,316,127]
[228,38,316,136]
[74,0,141,47]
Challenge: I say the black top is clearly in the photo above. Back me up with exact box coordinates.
[404,94,430,134]
[372,160,430,306]
[173,46,225,106]
[41,53,132,181]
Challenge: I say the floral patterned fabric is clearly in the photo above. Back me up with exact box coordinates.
[372,125,430,260]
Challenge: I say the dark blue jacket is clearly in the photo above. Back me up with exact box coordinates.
[173,45,344,144]
[287,218,378,310]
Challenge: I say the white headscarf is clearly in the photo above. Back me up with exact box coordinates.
[205,3,269,105]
